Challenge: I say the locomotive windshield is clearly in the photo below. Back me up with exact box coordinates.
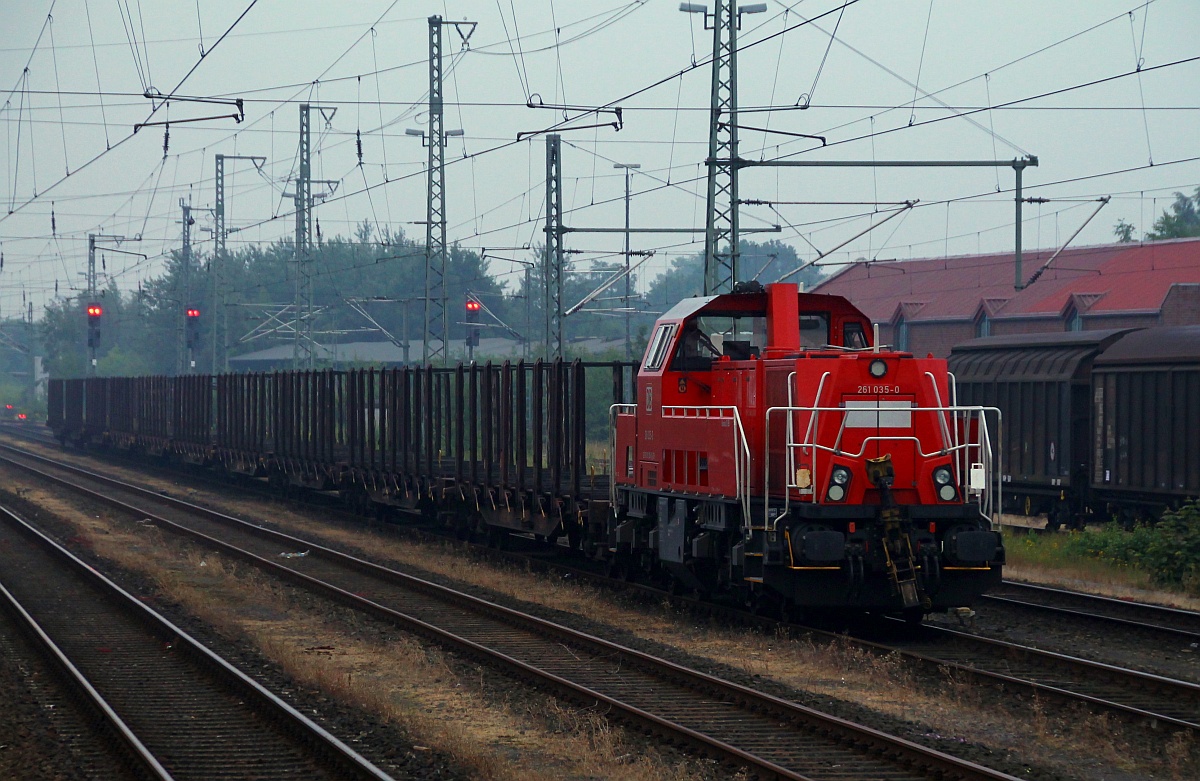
[800,314,830,348]
[843,321,868,349]
[665,311,837,371]
[671,314,767,371]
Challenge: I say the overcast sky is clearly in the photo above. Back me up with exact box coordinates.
[1,0,1197,320]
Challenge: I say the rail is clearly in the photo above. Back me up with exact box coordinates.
[764,403,1002,532]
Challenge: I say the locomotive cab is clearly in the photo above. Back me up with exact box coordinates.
[611,281,1003,617]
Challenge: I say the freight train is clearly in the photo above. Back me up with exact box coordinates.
[46,282,1005,619]
[950,325,1200,530]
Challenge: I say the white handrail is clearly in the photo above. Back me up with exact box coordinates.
[764,403,1001,529]
[923,371,954,454]
[609,403,637,509]
[775,372,831,529]
[661,405,752,522]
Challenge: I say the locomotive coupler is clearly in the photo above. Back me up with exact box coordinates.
[866,454,924,609]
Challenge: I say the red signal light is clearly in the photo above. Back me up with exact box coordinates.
[4,404,12,410]
[16,413,26,420]
[86,304,103,317]
[465,300,481,312]
[186,308,201,318]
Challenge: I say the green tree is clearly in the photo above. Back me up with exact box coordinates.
[1145,187,1200,240]
[97,344,157,377]
[1112,219,1136,243]
[643,239,825,317]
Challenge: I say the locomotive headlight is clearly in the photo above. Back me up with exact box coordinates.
[826,466,852,502]
[933,466,957,501]
[869,359,888,378]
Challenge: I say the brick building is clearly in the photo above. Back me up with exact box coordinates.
[810,237,1200,358]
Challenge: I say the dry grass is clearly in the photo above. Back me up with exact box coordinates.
[244,516,1197,779]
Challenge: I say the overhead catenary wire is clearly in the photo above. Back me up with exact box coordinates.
[3,0,1196,319]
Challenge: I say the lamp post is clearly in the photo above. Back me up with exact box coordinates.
[613,163,640,360]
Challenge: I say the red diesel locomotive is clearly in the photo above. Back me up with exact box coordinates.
[610,281,1004,617]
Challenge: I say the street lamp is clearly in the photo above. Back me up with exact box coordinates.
[679,2,766,23]
[613,163,640,360]
[405,127,465,145]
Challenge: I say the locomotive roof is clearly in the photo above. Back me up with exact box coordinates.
[1092,325,1200,367]
[657,290,862,322]
[948,329,1136,384]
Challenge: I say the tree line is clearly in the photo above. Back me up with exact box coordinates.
[32,225,823,380]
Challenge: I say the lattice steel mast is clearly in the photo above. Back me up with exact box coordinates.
[544,134,564,359]
[293,103,312,369]
[212,153,265,373]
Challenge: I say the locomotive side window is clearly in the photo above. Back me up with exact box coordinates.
[799,314,830,349]
[843,322,868,349]
[643,324,676,372]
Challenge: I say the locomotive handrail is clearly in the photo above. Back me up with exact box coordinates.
[923,372,955,455]
[660,405,752,523]
[764,404,1003,531]
[785,372,831,516]
[609,403,638,509]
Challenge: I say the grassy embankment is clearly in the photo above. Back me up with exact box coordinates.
[1003,500,1200,610]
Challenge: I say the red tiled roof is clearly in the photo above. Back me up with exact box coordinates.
[810,236,1200,323]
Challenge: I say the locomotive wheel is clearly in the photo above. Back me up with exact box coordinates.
[902,607,925,626]
[666,574,686,597]
[747,591,778,618]
[778,601,801,627]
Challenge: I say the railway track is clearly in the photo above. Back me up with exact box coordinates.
[0,577,143,780]
[881,622,1200,729]
[0,502,394,781]
[5,436,1199,734]
[0,442,1020,781]
[983,581,1200,643]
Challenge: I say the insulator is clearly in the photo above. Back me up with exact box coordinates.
[356,129,363,165]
